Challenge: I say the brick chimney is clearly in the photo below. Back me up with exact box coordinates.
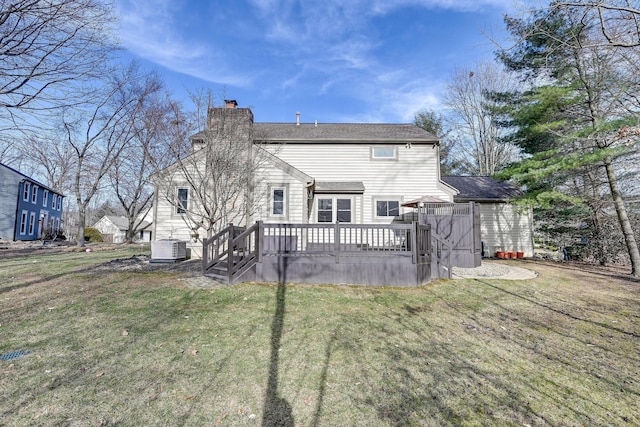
[225,99,238,109]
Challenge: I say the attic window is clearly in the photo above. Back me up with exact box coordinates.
[371,146,396,160]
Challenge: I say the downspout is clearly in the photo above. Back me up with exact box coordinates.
[305,179,316,223]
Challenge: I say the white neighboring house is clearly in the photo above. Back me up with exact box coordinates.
[441,176,535,257]
[152,101,458,258]
[93,215,152,243]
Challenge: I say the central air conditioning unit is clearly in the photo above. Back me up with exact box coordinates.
[151,240,187,261]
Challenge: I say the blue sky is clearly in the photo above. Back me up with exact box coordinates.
[114,0,524,124]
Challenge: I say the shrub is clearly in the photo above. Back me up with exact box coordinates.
[84,227,104,242]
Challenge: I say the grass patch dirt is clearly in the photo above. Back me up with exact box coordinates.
[0,248,638,426]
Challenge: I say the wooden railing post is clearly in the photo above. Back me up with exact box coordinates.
[334,222,340,263]
[256,221,263,263]
[201,236,208,273]
[227,223,234,284]
[411,221,420,264]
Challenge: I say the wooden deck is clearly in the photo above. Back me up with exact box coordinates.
[202,221,451,286]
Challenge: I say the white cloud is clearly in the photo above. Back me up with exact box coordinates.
[115,0,253,87]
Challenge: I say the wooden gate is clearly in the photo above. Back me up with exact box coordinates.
[417,202,481,268]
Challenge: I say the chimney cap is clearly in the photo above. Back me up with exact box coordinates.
[224,99,238,108]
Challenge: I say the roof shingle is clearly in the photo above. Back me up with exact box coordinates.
[442,176,522,202]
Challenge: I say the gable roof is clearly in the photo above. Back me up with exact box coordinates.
[255,123,438,143]
[441,176,522,202]
[0,162,64,196]
[100,215,152,231]
[192,123,438,144]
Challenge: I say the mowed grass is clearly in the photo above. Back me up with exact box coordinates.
[0,247,638,426]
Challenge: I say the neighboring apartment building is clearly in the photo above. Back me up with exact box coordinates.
[0,162,64,241]
[152,101,457,257]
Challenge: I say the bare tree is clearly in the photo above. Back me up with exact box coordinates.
[65,64,163,246]
[154,98,269,243]
[19,134,76,193]
[108,92,179,243]
[0,0,116,111]
[549,1,640,48]
[414,109,462,175]
[444,61,520,175]
[0,0,117,171]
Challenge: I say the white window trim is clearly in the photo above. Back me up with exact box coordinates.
[23,183,31,202]
[176,187,189,215]
[28,212,36,235]
[315,196,354,223]
[31,185,38,203]
[57,196,61,210]
[374,198,402,219]
[20,210,28,235]
[43,190,49,207]
[269,185,288,218]
[370,146,397,160]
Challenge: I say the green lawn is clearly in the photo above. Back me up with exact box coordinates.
[0,246,638,426]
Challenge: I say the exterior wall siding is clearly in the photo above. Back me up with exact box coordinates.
[479,203,534,257]
[0,166,21,240]
[272,143,454,224]
[0,164,64,241]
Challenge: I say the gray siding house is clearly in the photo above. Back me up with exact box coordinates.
[0,162,64,241]
[442,176,534,257]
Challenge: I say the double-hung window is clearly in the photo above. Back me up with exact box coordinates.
[57,196,61,210]
[23,183,30,202]
[43,190,49,207]
[31,185,37,203]
[20,211,28,235]
[317,198,352,223]
[176,188,188,214]
[52,194,57,209]
[376,200,400,218]
[271,187,286,216]
[28,212,36,235]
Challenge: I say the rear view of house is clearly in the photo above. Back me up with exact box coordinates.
[0,163,64,241]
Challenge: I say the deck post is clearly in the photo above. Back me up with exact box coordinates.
[256,221,263,263]
[334,221,340,263]
[201,235,208,273]
[227,223,234,284]
[412,222,418,264]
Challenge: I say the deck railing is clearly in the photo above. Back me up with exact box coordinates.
[203,221,437,284]
[261,222,414,255]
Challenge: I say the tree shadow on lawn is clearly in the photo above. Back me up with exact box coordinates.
[363,294,636,426]
[261,256,295,427]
